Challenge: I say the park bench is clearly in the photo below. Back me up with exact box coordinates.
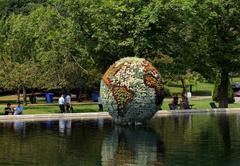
[210,102,218,108]
[169,103,194,110]
[168,103,177,110]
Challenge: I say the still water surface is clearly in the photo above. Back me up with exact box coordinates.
[1,113,240,165]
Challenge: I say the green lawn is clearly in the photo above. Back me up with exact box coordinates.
[0,91,100,115]
[0,94,100,115]
[24,104,99,114]
[0,103,99,115]
[232,77,240,82]
[161,98,240,110]
[165,77,240,96]
[1,97,240,115]
[165,81,214,96]
[0,79,240,115]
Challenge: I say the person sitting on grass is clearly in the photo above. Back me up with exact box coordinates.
[172,94,179,110]
[4,103,14,115]
[14,101,23,115]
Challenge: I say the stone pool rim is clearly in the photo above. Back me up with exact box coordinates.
[0,108,240,122]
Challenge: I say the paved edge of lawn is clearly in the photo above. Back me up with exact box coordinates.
[154,108,240,117]
[0,108,240,122]
[0,112,112,122]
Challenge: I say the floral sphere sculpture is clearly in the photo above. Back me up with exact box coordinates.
[100,57,164,125]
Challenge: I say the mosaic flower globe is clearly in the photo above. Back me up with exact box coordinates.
[100,57,164,125]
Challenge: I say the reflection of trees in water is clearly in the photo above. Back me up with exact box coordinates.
[151,114,234,166]
[236,114,240,128]
[14,121,25,135]
[0,119,114,165]
[219,114,231,155]
[0,121,26,164]
[171,114,191,130]
[101,126,165,165]
[63,119,113,165]
[0,123,2,135]
[0,121,25,135]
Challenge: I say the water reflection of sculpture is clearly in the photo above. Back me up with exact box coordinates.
[170,114,191,130]
[101,127,165,165]
[100,57,164,125]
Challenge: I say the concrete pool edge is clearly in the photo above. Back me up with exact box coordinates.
[0,108,240,122]
[0,112,112,122]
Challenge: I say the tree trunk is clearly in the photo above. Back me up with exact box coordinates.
[17,87,20,102]
[218,70,229,108]
[23,87,27,105]
[76,88,82,102]
[180,79,186,95]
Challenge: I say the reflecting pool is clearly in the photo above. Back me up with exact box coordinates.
[1,113,240,165]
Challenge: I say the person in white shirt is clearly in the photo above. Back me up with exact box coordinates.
[65,94,71,113]
[58,94,65,113]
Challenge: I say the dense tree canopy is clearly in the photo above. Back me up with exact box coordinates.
[0,0,239,107]
[189,0,240,107]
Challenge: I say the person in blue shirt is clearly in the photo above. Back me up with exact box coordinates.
[64,94,71,113]
[14,101,23,115]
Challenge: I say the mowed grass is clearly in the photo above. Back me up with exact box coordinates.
[0,103,99,115]
[165,81,214,96]
[232,77,240,82]
[166,78,240,96]
[1,80,240,116]
[24,104,99,114]
[1,97,240,115]
[161,98,240,110]
[0,95,100,115]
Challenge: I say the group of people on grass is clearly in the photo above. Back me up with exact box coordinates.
[58,93,72,113]
[4,101,23,115]
[170,93,190,110]
[3,92,190,115]
[3,93,72,115]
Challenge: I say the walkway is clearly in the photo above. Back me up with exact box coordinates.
[0,108,239,122]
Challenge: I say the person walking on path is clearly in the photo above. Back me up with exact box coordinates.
[65,93,71,113]
[14,101,23,115]
[58,94,65,113]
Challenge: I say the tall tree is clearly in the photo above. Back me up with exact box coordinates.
[190,0,240,107]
